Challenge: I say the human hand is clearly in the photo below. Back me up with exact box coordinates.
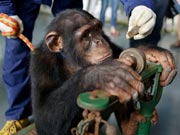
[126,6,156,40]
[138,46,177,86]
[0,15,23,38]
[10,15,24,33]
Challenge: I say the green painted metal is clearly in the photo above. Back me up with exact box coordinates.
[77,91,109,111]
[136,62,163,135]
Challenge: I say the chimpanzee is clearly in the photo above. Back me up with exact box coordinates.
[30,9,177,135]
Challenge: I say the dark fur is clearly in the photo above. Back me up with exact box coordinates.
[30,9,124,135]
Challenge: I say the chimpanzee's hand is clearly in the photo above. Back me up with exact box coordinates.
[121,109,158,135]
[138,46,177,86]
[91,60,144,103]
[121,111,146,135]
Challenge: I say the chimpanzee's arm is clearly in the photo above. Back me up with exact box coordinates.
[33,60,144,135]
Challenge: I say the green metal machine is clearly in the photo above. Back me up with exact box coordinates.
[136,61,163,135]
[75,48,163,135]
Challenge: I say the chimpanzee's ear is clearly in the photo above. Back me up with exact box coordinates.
[45,31,63,52]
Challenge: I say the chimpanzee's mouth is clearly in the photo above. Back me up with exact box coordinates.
[96,51,112,63]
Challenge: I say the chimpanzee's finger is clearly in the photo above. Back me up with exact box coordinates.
[118,89,132,103]
[114,66,144,94]
[151,109,158,125]
[160,69,177,86]
[106,77,139,101]
[105,88,131,103]
[144,52,157,62]
[157,53,172,82]
[121,69,144,93]
[119,63,142,81]
[160,66,172,83]
[166,52,177,69]
[128,79,144,95]
[130,111,146,123]
[118,54,135,66]
[117,58,133,67]
[115,78,139,100]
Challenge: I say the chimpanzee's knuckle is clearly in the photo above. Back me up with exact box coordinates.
[119,95,131,103]
[132,91,138,100]
[136,82,144,93]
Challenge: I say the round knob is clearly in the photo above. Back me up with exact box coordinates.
[119,48,146,73]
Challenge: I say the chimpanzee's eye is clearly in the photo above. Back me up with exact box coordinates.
[82,37,91,50]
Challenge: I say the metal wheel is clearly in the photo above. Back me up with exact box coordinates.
[119,48,146,73]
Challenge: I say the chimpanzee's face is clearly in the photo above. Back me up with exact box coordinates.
[45,11,113,67]
[73,19,112,65]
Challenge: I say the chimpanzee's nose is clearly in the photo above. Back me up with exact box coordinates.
[95,39,102,45]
